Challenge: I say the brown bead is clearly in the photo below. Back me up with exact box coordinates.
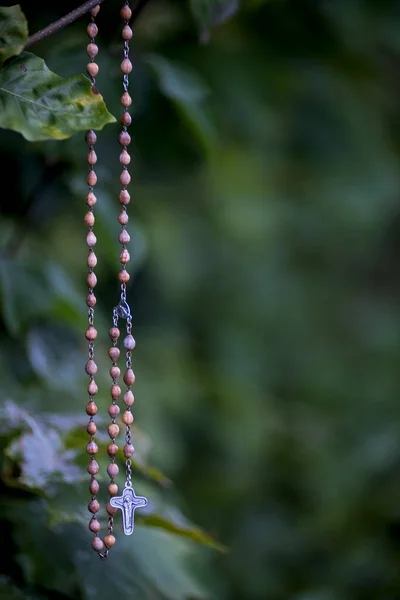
[86,293,97,307]
[87,23,98,38]
[119,189,130,205]
[124,368,136,386]
[121,5,132,19]
[119,150,131,165]
[119,131,131,146]
[108,423,120,439]
[108,347,120,362]
[87,171,97,186]
[118,270,130,283]
[109,327,120,341]
[87,43,99,59]
[121,92,132,107]
[85,360,98,376]
[107,443,118,457]
[104,534,116,548]
[122,25,133,40]
[118,210,129,225]
[119,230,130,244]
[87,62,99,78]
[122,410,134,425]
[88,380,98,396]
[89,498,100,513]
[121,111,132,126]
[124,390,134,406]
[86,191,97,206]
[84,211,95,227]
[124,335,136,350]
[85,130,97,145]
[87,252,97,268]
[120,170,131,186]
[87,272,97,288]
[121,58,133,74]
[86,231,97,247]
[108,404,120,418]
[107,463,119,479]
[87,149,97,165]
[120,248,130,263]
[88,459,100,475]
[85,326,97,341]
[87,421,97,435]
[106,502,118,516]
[89,517,101,532]
[86,401,98,416]
[111,384,121,400]
[91,536,104,552]
[110,365,121,380]
[90,479,100,495]
[91,4,100,17]
[87,440,98,454]
[108,482,118,496]
[123,443,135,458]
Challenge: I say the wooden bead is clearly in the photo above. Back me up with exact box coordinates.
[123,443,135,458]
[87,43,99,59]
[124,390,134,406]
[91,5,100,17]
[107,463,119,479]
[118,210,129,225]
[85,359,98,376]
[108,347,120,361]
[87,171,97,186]
[106,502,118,516]
[90,478,100,495]
[108,404,120,418]
[119,131,131,146]
[119,150,131,165]
[119,230,130,244]
[89,517,101,532]
[87,149,97,165]
[104,534,116,548]
[87,62,99,78]
[110,365,120,380]
[84,211,95,227]
[87,421,97,435]
[108,483,118,496]
[124,335,136,350]
[91,536,104,552]
[122,410,134,425]
[87,252,97,268]
[87,440,98,454]
[87,272,97,288]
[86,401,98,416]
[124,368,135,386]
[119,189,130,204]
[88,380,98,396]
[108,423,120,439]
[89,498,100,513]
[86,231,97,247]
[120,248,130,263]
[120,170,131,186]
[121,92,132,107]
[111,384,121,399]
[85,326,97,341]
[85,130,97,145]
[109,327,120,341]
[121,5,132,20]
[86,293,97,307]
[122,25,133,40]
[118,270,130,283]
[121,58,133,74]
[87,23,98,38]
[121,112,132,126]
[86,191,97,206]
[107,443,118,456]
[88,459,100,475]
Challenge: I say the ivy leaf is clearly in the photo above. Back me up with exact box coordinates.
[0,5,28,66]
[0,52,116,141]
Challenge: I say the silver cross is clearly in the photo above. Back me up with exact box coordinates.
[109,486,148,535]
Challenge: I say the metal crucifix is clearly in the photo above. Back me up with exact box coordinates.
[109,486,148,535]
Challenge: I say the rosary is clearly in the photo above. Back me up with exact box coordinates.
[83,1,147,559]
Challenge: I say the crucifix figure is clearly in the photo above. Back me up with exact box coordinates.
[110,486,148,535]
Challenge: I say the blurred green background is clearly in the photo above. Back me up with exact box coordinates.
[2,0,400,598]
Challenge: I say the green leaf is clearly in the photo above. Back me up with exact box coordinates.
[0,5,28,66]
[190,0,239,39]
[0,51,116,141]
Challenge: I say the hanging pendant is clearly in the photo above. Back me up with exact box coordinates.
[110,486,148,535]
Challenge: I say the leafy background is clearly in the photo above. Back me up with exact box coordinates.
[2,0,400,599]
